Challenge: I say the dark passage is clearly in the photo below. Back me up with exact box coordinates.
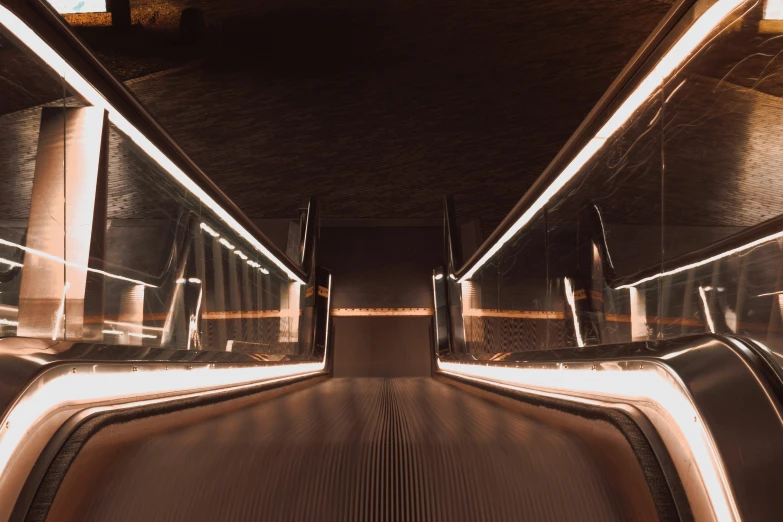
[44,378,659,522]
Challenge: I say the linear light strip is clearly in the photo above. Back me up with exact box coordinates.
[438,359,738,522]
[0,7,304,284]
[0,360,325,493]
[0,238,156,287]
[459,0,745,282]
[617,229,783,289]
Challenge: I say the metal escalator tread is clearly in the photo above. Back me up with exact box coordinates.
[45,378,653,522]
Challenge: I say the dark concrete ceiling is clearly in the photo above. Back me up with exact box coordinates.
[75,0,675,228]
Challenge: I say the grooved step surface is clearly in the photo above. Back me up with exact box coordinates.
[47,378,654,522]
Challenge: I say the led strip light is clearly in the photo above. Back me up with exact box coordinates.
[438,359,738,522]
[460,0,746,282]
[0,6,304,284]
[616,229,783,289]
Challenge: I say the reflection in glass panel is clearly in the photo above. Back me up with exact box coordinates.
[460,0,783,357]
[464,214,550,353]
[97,123,304,354]
[0,18,305,355]
[0,25,68,339]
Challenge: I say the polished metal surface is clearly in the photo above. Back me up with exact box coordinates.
[438,334,783,522]
[0,337,326,522]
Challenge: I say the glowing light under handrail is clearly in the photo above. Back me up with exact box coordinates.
[0,7,304,284]
[459,0,745,282]
[199,222,219,238]
[438,359,738,522]
[617,229,783,289]
[0,360,324,499]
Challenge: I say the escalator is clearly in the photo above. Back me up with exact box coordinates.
[33,377,668,522]
[4,0,783,521]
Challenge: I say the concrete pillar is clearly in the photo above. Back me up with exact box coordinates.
[209,236,227,351]
[17,107,108,341]
[228,250,242,346]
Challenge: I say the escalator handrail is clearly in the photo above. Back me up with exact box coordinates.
[451,0,699,282]
[436,333,783,522]
[0,0,309,284]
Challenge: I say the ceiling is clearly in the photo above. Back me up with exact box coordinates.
[58,0,674,229]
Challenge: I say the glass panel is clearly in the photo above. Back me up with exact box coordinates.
[547,83,663,349]
[97,123,304,354]
[0,18,305,355]
[458,0,783,357]
[656,2,783,350]
[461,213,552,354]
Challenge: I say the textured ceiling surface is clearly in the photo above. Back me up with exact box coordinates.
[113,0,672,224]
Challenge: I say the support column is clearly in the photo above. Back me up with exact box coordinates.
[210,236,227,351]
[18,107,108,341]
[228,250,242,346]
